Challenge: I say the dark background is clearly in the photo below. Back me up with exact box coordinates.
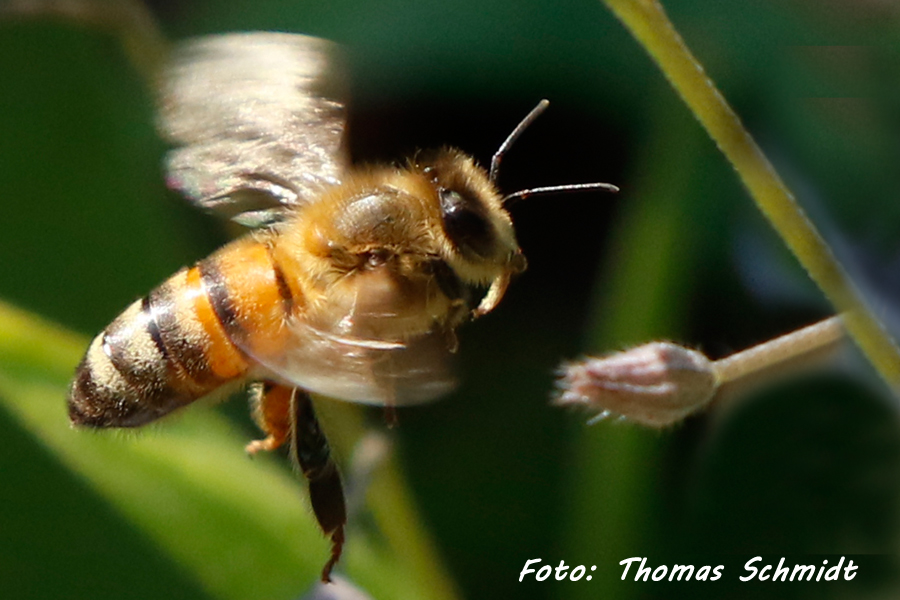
[2,1,900,599]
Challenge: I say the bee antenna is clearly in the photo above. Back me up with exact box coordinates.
[490,99,550,184]
[502,182,619,207]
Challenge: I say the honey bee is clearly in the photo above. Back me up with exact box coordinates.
[64,31,615,582]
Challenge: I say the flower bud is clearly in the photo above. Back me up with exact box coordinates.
[555,342,718,428]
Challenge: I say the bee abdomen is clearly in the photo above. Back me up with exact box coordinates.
[68,237,295,428]
[68,281,234,427]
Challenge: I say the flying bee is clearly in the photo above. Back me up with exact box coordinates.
[63,30,616,582]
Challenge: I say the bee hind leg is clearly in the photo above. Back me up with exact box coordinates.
[251,383,347,580]
[246,381,293,454]
[290,387,347,582]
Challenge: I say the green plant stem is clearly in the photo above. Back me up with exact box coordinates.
[562,100,705,600]
[601,0,900,392]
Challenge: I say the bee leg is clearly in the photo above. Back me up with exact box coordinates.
[246,381,292,454]
[290,387,347,583]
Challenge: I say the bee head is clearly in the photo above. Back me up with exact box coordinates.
[413,101,616,318]
[416,147,527,317]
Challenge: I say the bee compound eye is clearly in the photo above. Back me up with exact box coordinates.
[439,189,496,259]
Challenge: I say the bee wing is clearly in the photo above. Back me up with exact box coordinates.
[157,32,347,227]
[253,321,457,407]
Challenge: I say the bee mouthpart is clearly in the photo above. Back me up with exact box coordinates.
[509,252,528,274]
[472,271,513,318]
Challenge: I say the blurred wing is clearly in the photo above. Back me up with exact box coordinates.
[157,32,347,226]
[254,321,457,406]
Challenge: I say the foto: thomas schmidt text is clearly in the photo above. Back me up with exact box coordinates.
[518,557,859,583]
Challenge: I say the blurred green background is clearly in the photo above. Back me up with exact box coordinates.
[2,0,900,599]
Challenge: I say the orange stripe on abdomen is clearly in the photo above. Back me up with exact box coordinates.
[197,237,294,366]
[185,264,249,380]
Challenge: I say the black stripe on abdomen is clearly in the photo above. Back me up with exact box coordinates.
[147,279,225,390]
[198,257,250,349]
[101,299,184,405]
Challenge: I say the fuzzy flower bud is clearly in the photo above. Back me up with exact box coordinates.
[555,342,718,428]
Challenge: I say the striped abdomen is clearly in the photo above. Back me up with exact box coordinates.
[68,236,295,427]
